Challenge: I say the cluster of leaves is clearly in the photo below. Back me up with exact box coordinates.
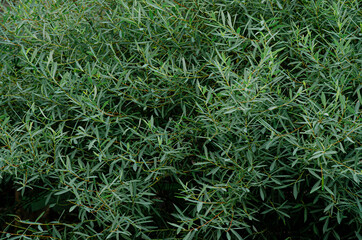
[0,0,361,239]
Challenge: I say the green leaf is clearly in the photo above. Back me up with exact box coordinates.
[197,201,203,213]
[310,180,321,193]
[321,92,326,107]
[51,62,57,79]
[293,183,298,199]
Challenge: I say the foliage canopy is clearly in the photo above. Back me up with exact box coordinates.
[0,0,361,239]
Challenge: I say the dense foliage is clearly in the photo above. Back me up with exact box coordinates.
[0,0,361,239]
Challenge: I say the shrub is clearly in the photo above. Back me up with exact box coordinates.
[0,0,361,239]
